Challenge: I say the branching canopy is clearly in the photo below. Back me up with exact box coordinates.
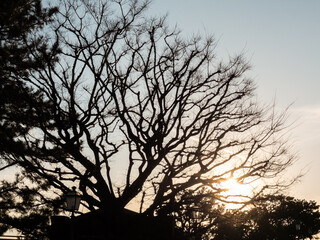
[1,0,296,216]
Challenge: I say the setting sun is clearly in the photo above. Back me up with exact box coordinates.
[219,178,254,208]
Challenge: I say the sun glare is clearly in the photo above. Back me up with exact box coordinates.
[220,178,253,209]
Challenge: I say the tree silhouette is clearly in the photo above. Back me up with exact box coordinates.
[0,0,59,238]
[212,195,320,240]
[1,0,296,222]
[162,188,231,240]
[0,0,57,166]
[173,193,320,240]
[241,195,320,240]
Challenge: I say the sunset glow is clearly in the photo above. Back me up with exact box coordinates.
[219,178,253,208]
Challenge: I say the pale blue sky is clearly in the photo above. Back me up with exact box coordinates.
[149,1,320,202]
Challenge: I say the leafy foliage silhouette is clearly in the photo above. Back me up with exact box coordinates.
[175,193,320,240]
[0,0,59,238]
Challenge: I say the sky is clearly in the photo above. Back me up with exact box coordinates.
[148,0,320,203]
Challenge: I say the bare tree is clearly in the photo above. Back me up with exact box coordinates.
[2,0,295,217]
